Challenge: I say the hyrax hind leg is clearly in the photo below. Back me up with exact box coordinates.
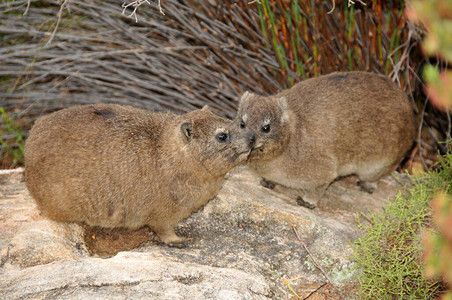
[356,180,378,194]
[298,182,331,209]
[356,160,399,194]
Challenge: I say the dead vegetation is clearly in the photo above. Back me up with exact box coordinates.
[0,0,449,169]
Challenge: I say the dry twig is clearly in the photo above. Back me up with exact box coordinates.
[0,0,280,123]
[46,0,71,46]
[327,0,335,14]
[348,0,367,7]
[291,224,344,300]
[122,0,164,22]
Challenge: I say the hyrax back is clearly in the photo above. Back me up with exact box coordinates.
[25,104,254,245]
[235,71,416,207]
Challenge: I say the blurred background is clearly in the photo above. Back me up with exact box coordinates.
[0,0,449,169]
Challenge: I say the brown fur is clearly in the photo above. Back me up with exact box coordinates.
[25,104,254,244]
[235,71,416,207]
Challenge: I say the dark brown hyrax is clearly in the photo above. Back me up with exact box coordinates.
[25,104,255,245]
[235,71,416,208]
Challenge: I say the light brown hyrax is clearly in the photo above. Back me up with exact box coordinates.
[25,104,255,246]
[235,71,416,208]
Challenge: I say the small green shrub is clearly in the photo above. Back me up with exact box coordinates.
[408,1,452,297]
[424,190,452,299]
[351,154,452,298]
[0,107,25,168]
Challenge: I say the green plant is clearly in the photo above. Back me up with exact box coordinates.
[424,191,452,299]
[351,156,452,298]
[407,1,452,297]
[0,107,25,168]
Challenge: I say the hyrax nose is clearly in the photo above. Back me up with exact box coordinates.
[247,133,256,148]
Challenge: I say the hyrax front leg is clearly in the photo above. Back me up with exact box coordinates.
[296,196,316,209]
[296,183,329,209]
[152,224,187,248]
[260,178,276,189]
[296,159,337,209]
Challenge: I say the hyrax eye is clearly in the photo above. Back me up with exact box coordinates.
[262,124,271,133]
[240,120,246,129]
[216,132,229,143]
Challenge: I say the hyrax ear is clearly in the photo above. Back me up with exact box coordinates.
[240,91,252,101]
[201,105,210,111]
[180,121,193,143]
[278,96,289,123]
[238,91,253,110]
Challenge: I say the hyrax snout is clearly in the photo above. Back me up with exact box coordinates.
[25,104,254,245]
[235,71,416,208]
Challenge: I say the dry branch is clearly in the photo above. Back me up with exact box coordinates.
[292,224,344,300]
[0,0,449,169]
[1,0,279,121]
[122,0,164,22]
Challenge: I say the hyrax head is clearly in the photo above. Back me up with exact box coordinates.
[234,92,289,161]
[178,106,255,176]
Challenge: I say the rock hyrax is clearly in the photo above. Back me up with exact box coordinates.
[235,71,416,208]
[25,104,255,245]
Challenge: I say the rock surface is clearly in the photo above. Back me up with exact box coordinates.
[0,166,409,299]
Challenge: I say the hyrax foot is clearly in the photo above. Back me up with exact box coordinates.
[155,228,187,246]
[162,236,188,248]
[260,178,276,189]
[296,196,316,209]
[168,241,188,248]
[357,181,377,194]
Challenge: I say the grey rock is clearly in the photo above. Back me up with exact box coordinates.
[0,167,24,185]
[7,220,88,268]
[1,251,271,299]
[0,166,409,299]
